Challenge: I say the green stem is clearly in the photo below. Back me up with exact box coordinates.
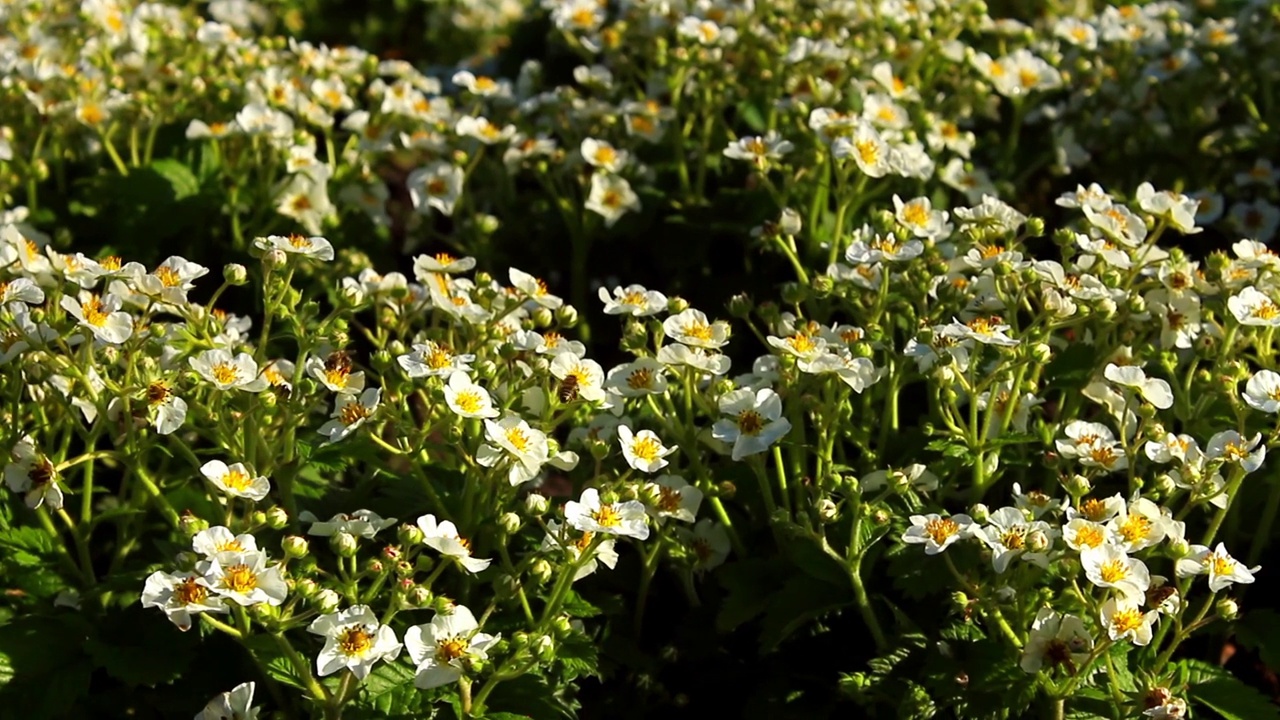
[848,556,887,651]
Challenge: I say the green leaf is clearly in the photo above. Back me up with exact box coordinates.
[555,631,600,680]
[716,557,780,633]
[242,634,308,691]
[1235,608,1280,671]
[148,158,200,200]
[0,614,94,716]
[1189,675,1280,720]
[758,573,851,652]
[1106,644,1138,692]
[352,659,422,716]
[84,606,197,686]
[781,533,848,586]
[559,590,601,619]
[482,674,576,720]
[1044,342,1099,391]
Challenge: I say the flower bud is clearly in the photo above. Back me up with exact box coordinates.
[1168,537,1191,558]
[950,591,970,612]
[264,247,288,268]
[555,304,579,328]
[817,497,839,523]
[398,523,425,546]
[1029,342,1052,364]
[531,307,554,328]
[432,594,456,614]
[969,503,990,523]
[727,293,754,318]
[407,586,432,607]
[264,506,289,529]
[1154,473,1177,496]
[252,603,279,621]
[295,578,319,599]
[223,263,248,285]
[1025,217,1045,237]
[1064,474,1091,497]
[1216,597,1240,621]
[530,558,553,584]
[667,296,690,314]
[498,512,522,535]
[535,634,556,662]
[812,274,835,298]
[282,535,310,559]
[366,558,385,574]
[779,208,802,235]
[415,554,436,574]
[330,531,359,557]
[476,213,501,234]
[552,615,573,639]
[179,511,209,538]
[780,282,809,305]
[395,560,414,577]
[525,493,549,516]
[1026,529,1050,552]
[249,510,267,527]
[313,588,341,614]
[511,631,530,651]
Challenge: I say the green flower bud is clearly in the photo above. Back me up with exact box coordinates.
[1052,227,1077,247]
[780,282,809,305]
[282,535,309,559]
[313,588,341,614]
[812,274,835,298]
[727,293,754,318]
[330,531,358,558]
[223,263,248,285]
[1025,217,1045,237]
[667,296,690,314]
[399,523,425,546]
[970,503,990,523]
[179,511,209,538]
[817,498,840,523]
[530,558,553,584]
[295,578,319,599]
[498,512,522,535]
[555,304,579,328]
[524,493,549,516]
[532,307,554,328]
[1216,597,1239,621]
[265,506,289,530]
[263,247,288,268]
[551,615,573,639]
[1029,342,1053,364]
[407,586,432,607]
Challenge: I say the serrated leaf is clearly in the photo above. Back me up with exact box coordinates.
[84,605,197,686]
[352,659,421,716]
[758,574,851,652]
[559,590,601,618]
[148,159,200,200]
[555,631,600,680]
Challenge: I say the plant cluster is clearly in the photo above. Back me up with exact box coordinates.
[2,0,1280,718]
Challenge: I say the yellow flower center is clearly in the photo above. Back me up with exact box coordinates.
[594,146,617,165]
[1110,607,1144,635]
[324,367,351,388]
[966,317,1000,336]
[154,266,182,288]
[1018,68,1039,88]
[627,367,654,390]
[785,333,817,354]
[505,427,530,452]
[339,402,371,426]
[682,321,715,342]
[592,504,622,528]
[455,390,483,414]
[1118,514,1151,544]
[222,469,252,491]
[601,190,623,209]
[81,103,106,125]
[211,363,240,385]
[1073,524,1105,548]
[1099,559,1129,583]
[174,577,208,605]
[1000,527,1026,550]
[289,195,313,212]
[1210,553,1235,576]
[221,564,257,594]
[924,518,959,545]
[744,138,768,156]
[901,202,929,227]
[81,296,110,327]
[338,626,374,656]
[287,234,313,249]
[435,637,469,663]
[1088,445,1118,467]
[854,139,879,166]
[658,486,683,513]
[630,436,663,462]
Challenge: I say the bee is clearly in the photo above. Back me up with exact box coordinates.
[557,374,580,403]
[146,381,171,405]
[324,350,353,375]
[29,458,55,487]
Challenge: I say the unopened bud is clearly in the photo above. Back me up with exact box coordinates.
[223,263,248,285]
[970,503,990,523]
[498,512,522,535]
[1065,474,1091,497]
[179,512,209,538]
[525,493,549,516]
[295,578,319,599]
[282,535,309,559]
[1026,529,1050,552]
[264,248,288,268]
[1216,597,1239,621]
[1025,217,1045,237]
[264,506,289,530]
[817,497,839,523]
[330,531,359,557]
[1029,342,1052,363]
[727,293,754,318]
[667,296,690,314]
[530,558,553,584]
[555,305,579,328]
[532,307,554,328]
[313,588,341,614]
[407,586,431,607]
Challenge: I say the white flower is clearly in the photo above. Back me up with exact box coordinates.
[142,380,187,435]
[1055,420,1126,472]
[1063,518,1108,551]
[862,464,939,493]
[443,372,499,419]
[1243,370,1280,413]
[605,358,669,397]
[1107,498,1167,552]
[407,162,465,216]
[456,115,516,144]
[549,354,607,403]
[723,132,794,165]
[978,507,1053,573]
[1010,482,1061,518]
[142,570,228,632]
[418,514,491,574]
[711,388,792,461]
[398,341,475,378]
[318,388,381,444]
[617,425,675,473]
[832,121,891,177]
[1103,363,1173,409]
[1206,430,1266,473]
[1081,544,1150,600]
[196,681,260,720]
[302,510,393,540]
[565,488,649,540]
[0,277,44,304]
[200,550,288,607]
[1227,287,1280,326]
[255,233,335,261]
[193,526,258,556]
[598,285,668,316]
[645,475,703,523]
[902,514,973,554]
[1175,543,1259,592]
[677,519,731,572]
[305,352,365,395]
[413,252,476,276]
[477,415,549,486]
[663,309,730,349]
[1020,609,1092,674]
[541,520,619,581]
[1083,204,1147,247]
[190,349,268,392]
[656,343,732,375]
[61,292,133,344]
[405,605,497,689]
[1135,183,1200,234]
[893,194,951,240]
[1100,597,1157,646]
[200,460,270,502]
[581,138,630,172]
[309,605,403,680]
[509,267,563,309]
[585,173,640,227]
[4,436,63,510]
